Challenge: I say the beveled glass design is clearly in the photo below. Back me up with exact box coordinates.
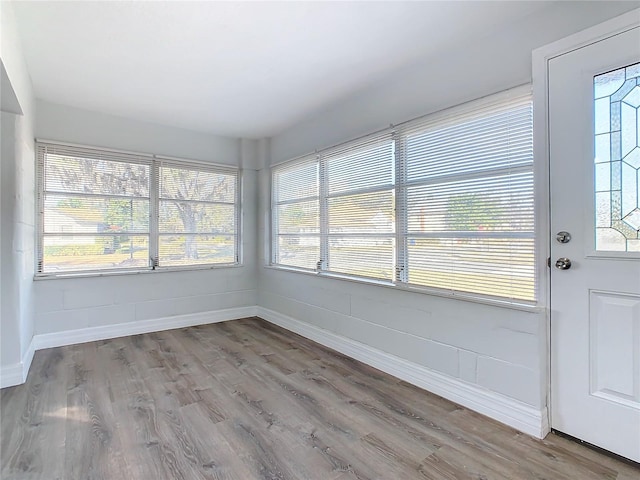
[595,63,640,252]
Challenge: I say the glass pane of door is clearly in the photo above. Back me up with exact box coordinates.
[594,63,640,252]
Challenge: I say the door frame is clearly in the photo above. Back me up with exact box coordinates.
[532,8,640,436]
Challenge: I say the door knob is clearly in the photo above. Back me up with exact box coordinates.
[555,257,572,270]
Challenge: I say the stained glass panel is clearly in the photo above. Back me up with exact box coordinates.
[595,63,640,252]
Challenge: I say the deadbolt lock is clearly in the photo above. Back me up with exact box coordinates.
[556,231,571,243]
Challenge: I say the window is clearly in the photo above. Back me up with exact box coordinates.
[400,91,535,301]
[272,158,319,270]
[594,63,640,252]
[158,160,238,267]
[271,86,535,304]
[37,142,239,275]
[324,134,395,280]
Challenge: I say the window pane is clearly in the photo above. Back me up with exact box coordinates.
[42,235,149,272]
[406,102,533,182]
[44,194,149,234]
[159,201,235,234]
[325,141,394,194]
[272,158,320,268]
[45,154,149,196]
[328,190,394,234]
[159,234,235,266]
[160,167,236,203]
[273,161,318,202]
[594,63,640,252]
[276,201,319,234]
[328,237,394,280]
[402,90,534,302]
[157,163,239,267]
[407,237,535,301]
[277,236,319,270]
[406,172,534,233]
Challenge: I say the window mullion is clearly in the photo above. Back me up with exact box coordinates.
[271,170,279,265]
[394,131,408,284]
[236,169,242,264]
[149,160,159,268]
[318,154,329,272]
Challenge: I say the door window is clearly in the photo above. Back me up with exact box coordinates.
[595,63,640,252]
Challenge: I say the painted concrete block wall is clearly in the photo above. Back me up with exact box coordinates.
[1,0,37,376]
[259,3,635,409]
[15,112,36,358]
[33,103,259,338]
[1,113,22,370]
[259,269,546,408]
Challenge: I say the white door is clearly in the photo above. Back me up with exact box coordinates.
[550,24,640,462]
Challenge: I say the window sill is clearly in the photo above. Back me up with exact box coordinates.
[34,263,243,281]
[264,264,543,313]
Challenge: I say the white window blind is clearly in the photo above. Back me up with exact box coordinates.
[322,132,395,280]
[399,90,535,301]
[37,142,240,275]
[272,157,320,270]
[158,160,239,267]
[271,86,535,305]
[37,143,152,273]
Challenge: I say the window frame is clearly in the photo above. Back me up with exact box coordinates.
[271,155,321,272]
[321,133,397,281]
[270,85,537,308]
[35,141,241,278]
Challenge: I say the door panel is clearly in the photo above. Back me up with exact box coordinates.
[549,25,640,462]
[589,290,640,408]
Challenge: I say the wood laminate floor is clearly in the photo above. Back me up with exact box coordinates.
[1,317,638,480]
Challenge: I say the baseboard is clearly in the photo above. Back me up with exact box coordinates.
[32,306,258,351]
[0,338,36,389]
[21,338,35,383]
[257,306,548,439]
[0,363,23,389]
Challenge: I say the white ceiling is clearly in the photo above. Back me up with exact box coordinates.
[12,1,555,138]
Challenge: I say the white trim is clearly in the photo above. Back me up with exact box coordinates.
[32,306,258,351]
[35,138,154,158]
[532,7,640,437]
[0,363,24,389]
[532,9,639,65]
[21,338,35,382]
[257,306,549,439]
[34,263,244,281]
[154,154,238,171]
[0,338,36,389]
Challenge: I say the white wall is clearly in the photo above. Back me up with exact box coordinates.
[271,1,638,161]
[32,102,259,340]
[261,2,637,415]
[1,0,36,385]
[36,100,240,166]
